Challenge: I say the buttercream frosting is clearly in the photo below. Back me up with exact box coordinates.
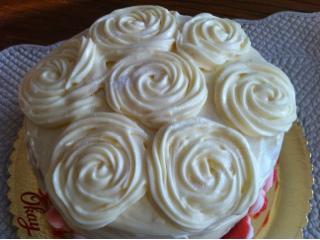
[214,62,297,137]
[177,13,251,70]
[148,117,258,234]
[45,112,148,230]
[106,51,207,128]
[19,36,107,127]
[89,5,178,60]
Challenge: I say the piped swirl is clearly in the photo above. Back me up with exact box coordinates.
[106,51,207,128]
[46,112,148,230]
[214,62,297,137]
[177,13,250,70]
[148,118,258,233]
[19,36,107,127]
[89,5,178,60]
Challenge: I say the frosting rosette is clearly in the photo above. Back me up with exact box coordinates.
[19,36,107,127]
[45,112,148,230]
[89,5,178,60]
[106,51,207,128]
[214,62,297,137]
[177,13,251,70]
[148,118,258,235]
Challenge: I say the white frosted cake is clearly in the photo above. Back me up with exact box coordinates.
[18,5,297,238]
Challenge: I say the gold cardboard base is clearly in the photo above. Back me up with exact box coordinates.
[256,122,313,238]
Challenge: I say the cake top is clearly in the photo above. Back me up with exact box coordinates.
[19,5,297,238]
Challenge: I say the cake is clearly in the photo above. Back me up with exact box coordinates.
[18,5,297,238]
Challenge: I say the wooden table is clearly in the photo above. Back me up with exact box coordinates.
[0,0,319,50]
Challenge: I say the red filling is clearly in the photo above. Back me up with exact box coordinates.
[222,215,252,239]
[223,167,278,238]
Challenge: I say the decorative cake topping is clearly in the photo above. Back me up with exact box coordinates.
[89,5,178,60]
[148,118,258,232]
[106,51,207,128]
[19,36,107,127]
[46,112,148,230]
[214,62,297,137]
[177,13,251,70]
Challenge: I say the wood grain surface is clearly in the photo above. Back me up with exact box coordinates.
[0,0,319,50]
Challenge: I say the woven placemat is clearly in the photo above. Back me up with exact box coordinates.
[0,11,319,238]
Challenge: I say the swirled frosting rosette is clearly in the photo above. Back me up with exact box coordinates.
[214,62,297,137]
[45,112,148,230]
[148,118,258,234]
[19,36,107,127]
[89,6,178,60]
[177,13,251,70]
[106,51,207,128]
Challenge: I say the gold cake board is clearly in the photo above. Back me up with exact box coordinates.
[7,122,312,238]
